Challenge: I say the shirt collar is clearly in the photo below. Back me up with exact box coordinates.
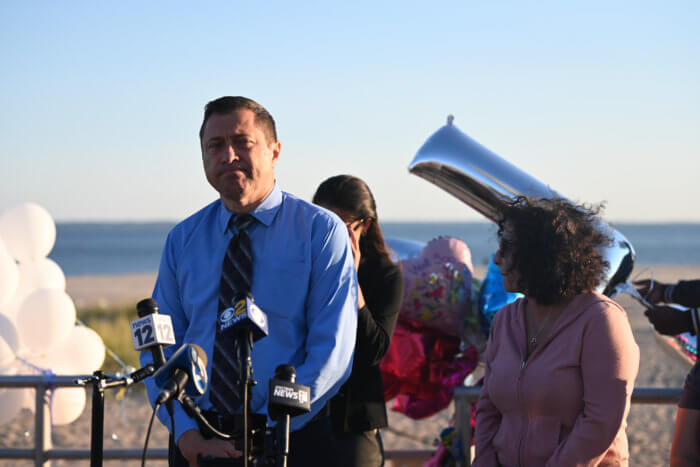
[217,182,283,233]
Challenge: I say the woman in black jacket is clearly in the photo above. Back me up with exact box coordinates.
[313,175,403,467]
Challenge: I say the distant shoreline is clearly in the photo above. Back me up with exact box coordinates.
[65,264,700,309]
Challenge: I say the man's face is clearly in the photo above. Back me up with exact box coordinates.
[201,109,280,213]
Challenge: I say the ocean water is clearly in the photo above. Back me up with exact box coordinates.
[48,222,700,276]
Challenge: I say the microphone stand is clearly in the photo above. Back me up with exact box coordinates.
[239,330,257,467]
[275,413,291,467]
[76,365,156,467]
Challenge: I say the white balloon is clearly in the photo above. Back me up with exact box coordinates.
[16,289,75,354]
[0,389,24,425]
[0,239,19,308]
[44,326,105,374]
[0,203,56,262]
[0,335,14,368]
[16,258,66,299]
[21,386,35,412]
[0,296,22,322]
[0,336,15,369]
[22,351,57,373]
[0,313,20,354]
[50,387,86,425]
[0,366,26,425]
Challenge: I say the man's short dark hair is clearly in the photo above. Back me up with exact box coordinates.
[199,96,277,145]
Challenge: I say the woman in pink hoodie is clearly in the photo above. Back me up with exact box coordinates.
[474,197,639,467]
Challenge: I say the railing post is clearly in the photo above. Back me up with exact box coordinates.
[454,393,471,467]
[34,382,52,467]
[90,372,105,467]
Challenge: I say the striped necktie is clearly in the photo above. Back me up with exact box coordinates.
[210,214,255,415]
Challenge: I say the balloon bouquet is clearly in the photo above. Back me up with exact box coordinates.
[380,236,520,464]
[0,203,106,427]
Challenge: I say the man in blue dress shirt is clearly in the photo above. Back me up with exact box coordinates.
[141,96,358,466]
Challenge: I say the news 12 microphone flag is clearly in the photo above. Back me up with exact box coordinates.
[0,202,107,426]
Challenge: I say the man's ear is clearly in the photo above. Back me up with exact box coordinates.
[271,141,281,166]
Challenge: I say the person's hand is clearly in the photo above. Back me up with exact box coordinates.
[177,429,241,466]
[347,221,362,272]
[634,279,669,305]
[644,306,693,335]
[346,220,366,309]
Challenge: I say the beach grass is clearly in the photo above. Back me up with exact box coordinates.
[78,304,140,373]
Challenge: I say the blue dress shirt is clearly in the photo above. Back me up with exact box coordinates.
[141,183,358,443]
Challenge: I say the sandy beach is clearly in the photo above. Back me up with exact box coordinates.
[0,264,698,465]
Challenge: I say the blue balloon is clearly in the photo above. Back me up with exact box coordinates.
[478,254,523,335]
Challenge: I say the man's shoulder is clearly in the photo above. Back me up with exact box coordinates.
[168,200,221,241]
[279,190,342,227]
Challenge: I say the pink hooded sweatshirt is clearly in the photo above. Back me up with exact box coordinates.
[474,292,639,467]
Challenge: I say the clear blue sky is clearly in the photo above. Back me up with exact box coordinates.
[1,1,698,222]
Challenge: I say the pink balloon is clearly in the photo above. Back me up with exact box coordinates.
[399,236,474,336]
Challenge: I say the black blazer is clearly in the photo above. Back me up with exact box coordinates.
[673,280,700,307]
[330,257,403,433]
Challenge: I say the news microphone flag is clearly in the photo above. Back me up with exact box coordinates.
[131,303,176,352]
[219,295,269,341]
[153,343,208,404]
[268,365,311,420]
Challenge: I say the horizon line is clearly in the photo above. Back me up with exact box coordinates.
[53,218,700,225]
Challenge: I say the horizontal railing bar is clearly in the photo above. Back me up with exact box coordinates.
[630,387,684,404]
[385,449,435,459]
[0,448,168,460]
[0,375,92,387]
[0,450,36,459]
[0,448,430,460]
[49,448,168,460]
[454,386,683,404]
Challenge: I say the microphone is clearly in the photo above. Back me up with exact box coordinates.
[131,298,176,369]
[153,343,208,405]
[268,365,311,420]
[219,295,269,342]
[268,365,310,467]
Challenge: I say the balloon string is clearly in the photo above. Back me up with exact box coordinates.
[15,356,57,426]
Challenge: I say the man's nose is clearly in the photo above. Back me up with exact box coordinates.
[223,143,238,162]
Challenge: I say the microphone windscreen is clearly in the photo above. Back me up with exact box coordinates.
[274,364,296,383]
[137,298,159,317]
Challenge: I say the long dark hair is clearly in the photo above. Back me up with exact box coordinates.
[313,175,393,264]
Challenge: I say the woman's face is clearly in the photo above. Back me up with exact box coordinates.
[494,223,521,293]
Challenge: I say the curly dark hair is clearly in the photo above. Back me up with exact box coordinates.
[497,196,612,305]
